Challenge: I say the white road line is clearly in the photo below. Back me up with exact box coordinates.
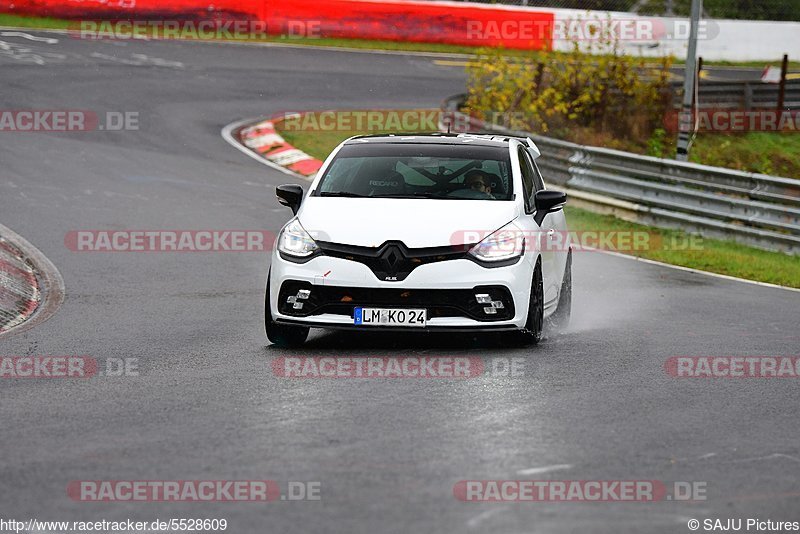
[673,452,717,462]
[231,40,474,59]
[90,51,184,68]
[0,31,58,44]
[733,453,800,463]
[466,507,506,529]
[0,25,475,59]
[516,463,573,476]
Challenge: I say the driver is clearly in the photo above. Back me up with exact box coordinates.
[464,170,495,198]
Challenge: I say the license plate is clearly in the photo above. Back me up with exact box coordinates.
[354,307,427,327]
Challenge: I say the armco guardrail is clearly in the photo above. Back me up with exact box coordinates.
[442,94,800,254]
[674,80,800,110]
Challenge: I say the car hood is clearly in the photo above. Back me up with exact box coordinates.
[297,197,519,248]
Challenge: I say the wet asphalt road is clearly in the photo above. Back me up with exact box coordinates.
[1,31,799,533]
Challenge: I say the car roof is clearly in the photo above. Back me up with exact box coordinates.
[344,133,528,148]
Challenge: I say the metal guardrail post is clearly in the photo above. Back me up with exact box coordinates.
[676,0,703,161]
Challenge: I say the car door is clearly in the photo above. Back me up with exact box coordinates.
[531,153,569,304]
[516,146,558,305]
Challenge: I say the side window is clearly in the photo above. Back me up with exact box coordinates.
[517,147,535,212]
[529,155,545,191]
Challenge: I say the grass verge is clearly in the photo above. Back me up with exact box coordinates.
[278,128,391,161]
[689,133,800,179]
[0,13,71,29]
[578,128,800,179]
[565,207,800,288]
[275,120,800,288]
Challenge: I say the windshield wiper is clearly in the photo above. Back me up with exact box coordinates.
[320,191,453,199]
[319,191,368,198]
[372,192,447,199]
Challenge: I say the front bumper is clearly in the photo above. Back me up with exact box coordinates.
[269,251,534,329]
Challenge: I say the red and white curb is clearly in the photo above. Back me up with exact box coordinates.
[223,115,323,180]
[0,224,65,339]
[0,237,41,334]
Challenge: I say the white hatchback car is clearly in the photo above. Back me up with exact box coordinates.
[266,133,572,347]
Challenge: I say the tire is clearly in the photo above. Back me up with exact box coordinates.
[518,258,544,345]
[265,272,309,348]
[547,249,572,333]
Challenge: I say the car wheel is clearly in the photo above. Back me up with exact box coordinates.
[547,249,572,333]
[265,272,309,348]
[518,258,544,345]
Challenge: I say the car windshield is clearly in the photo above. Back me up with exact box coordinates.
[314,142,513,201]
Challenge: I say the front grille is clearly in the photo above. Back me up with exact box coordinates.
[278,281,515,322]
[315,240,469,282]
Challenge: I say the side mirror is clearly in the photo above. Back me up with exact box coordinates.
[533,190,567,226]
[276,184,304,215]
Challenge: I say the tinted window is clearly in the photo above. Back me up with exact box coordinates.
[517,147,535,212]
[315,143,513,201]
[529,154,545,191]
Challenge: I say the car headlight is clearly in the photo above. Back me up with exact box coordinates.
[468,223,525,263]
[278,218,319,258]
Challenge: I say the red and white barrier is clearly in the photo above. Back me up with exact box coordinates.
[1,0,554,50]
[1,0,797,61]
[0,237,41,334]
[239,118,323,177]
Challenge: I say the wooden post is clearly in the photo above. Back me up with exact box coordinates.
[777,54,788,111]
[534,62,545,94]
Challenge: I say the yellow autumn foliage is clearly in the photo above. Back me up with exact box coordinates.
[465,29,674,142]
